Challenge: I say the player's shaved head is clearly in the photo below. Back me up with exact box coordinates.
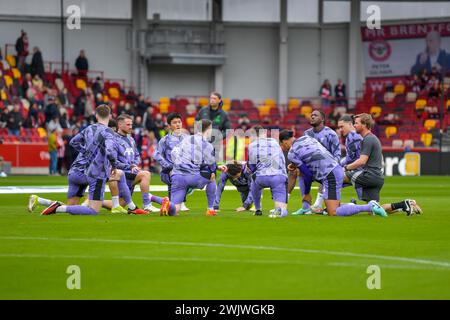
[96,104,111,120]
[117,114,133,135]
[117,114,133,123]
[310,109,325,127]
[339,114,354,123]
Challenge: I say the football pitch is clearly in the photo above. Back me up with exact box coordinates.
[0,175,449,300]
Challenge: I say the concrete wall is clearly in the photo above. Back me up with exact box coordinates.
[0,17,350,101]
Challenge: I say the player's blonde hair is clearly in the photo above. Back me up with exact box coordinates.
[354,113,374,130]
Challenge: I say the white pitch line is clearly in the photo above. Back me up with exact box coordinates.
[0,185,317,194]
[0,253,443,270]
[1,236,449,269]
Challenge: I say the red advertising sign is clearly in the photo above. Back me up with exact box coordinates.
[0,143,50,167]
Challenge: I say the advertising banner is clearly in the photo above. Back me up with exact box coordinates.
[361,22,450,90]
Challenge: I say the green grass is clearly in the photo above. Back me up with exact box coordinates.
[0,175,449,299]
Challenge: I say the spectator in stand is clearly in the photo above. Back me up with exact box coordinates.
[59,111,70,129]
[154,113,166,138]
[48,128,59,175]
[84,89,95,119]
[419,69,428,90]
[427,75,441,99]
[320,79,332,108]
[32,74,44,92]
[195,92,231,139]
[63,128,77,171]
[143,106,160,140]
[410,74,421,93]
[57,87,72,107]
[44,96,59,123]
[237,115,250,131]
[23,102,40,128]
[47,115,62,133]
[328,108,343,130]
[116,100,126,115]
[74,91,86,117]
[75,50,89,77]
[92,76,103,96]
[141,130,159,173]
[30,47,45,80]
[124,102,134,116]
[15,30,29,72]
[56,129,65,175]
[22,73,34,98]
[136,95,149,117]
[334,79,347,106]
[7,103,23,136]
[0,108,9,129]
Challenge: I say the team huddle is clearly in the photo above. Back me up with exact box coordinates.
[27,103,422,218]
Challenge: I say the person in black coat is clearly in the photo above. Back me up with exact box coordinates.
[30,47,45,79]
[75,50,89,77]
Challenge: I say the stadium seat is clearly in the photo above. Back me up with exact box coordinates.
[75,78,87,90]
[264,99,276,109]
[384,92,395,102]
[258,105,271,117]
[159,97,170,105]
[415,99,426,111]
[4,75,13,88]
[198,97,209,107]
[385,126,397,138]
[394,84,405,94]
[370,105,382,118]
[6,55,16,68]
[186,116,195,127]
[288,99,300,111]
[159,103,169,114]
[300,105,312,118]
[11,68,21,79]
[108,87,120,99]
[424,119,437,131]
[406,92,417,102]
[1,89,7,101]
[37,127,47,138]
[392,139,403,148]
[403,140,414,149]
[420,132,432,147]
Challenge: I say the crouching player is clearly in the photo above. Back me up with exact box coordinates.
[153,112,190,211]
[248,126,288,218]
[342,113,422,215]
[170,119,227,216]
[288,134,388,217]
[213,161,255,212]
[40,105,122,215]
[102,114,160,214]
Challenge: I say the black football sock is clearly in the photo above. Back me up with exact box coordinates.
[391,201,407,211]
